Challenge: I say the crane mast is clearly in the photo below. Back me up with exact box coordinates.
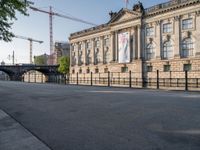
[49,6,53,64]
[14,35,43,64]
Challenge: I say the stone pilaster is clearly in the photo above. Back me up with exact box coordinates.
[75,43,79,66]
[91,39,95,65]
[132,27,137,60]
[70,44,73,66]
[115,31,118,62]
[100,36,104,64]
[137,25,141,59]
[155,20,161,59]
[110,32,115,62]
[82,41,86,65]
[174,16,181,58]
[195,12,200,57]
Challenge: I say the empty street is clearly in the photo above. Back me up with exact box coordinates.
[0,81,200,150]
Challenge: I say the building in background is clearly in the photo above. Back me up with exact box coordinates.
[49,42,70,65]
[69,0,200,86]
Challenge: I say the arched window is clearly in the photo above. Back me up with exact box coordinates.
[163,41,173,59]
[182,38,193,58]
[146,44,155,60]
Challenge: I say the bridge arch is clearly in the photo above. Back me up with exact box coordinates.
[0,71,10,80]
[0,69,15,80]
[0,65,59,81]
[22,70,47,83]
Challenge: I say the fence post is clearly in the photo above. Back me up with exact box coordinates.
[28,72,30,83]
[64,74,66,85]
[91,72,93,86]
[129,71,132,88]
[157,70,159,89]
[185,70,188,91]
[108,71,110,87]
[76,72,79,85]
[34,71,36,83]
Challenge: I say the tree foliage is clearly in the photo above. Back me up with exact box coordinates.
[0,0,29,42]
[34,54,48,65]
[58,56,70,74]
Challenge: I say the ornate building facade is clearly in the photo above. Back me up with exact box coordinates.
[69,0,200,83]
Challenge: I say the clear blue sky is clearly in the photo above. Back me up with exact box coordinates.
[0,0,168,64]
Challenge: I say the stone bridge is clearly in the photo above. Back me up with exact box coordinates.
[0,65,59,81]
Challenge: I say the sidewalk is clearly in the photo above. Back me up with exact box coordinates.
[0,109,51,150]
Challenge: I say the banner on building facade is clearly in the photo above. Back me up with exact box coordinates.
[118,32,130,63]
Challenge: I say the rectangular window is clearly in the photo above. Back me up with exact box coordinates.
[121,67,128,73]
[147,66,153,72]
[71,45,74,51]
[163,23,172,33]
[183,64,192,71]
[80,44,84,50]
[182,18,193,30]
[164,65,171,72]
[95,40,100,47]
[79,69,82,74]
[104,38,110,47]
[72,69,75,74]
[95,68,99,73]
[86,42,91,49]
[104,68,108,73]
[146,27,154,36]
[86,68,90,74]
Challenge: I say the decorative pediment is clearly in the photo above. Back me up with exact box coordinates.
[108,9,141,24]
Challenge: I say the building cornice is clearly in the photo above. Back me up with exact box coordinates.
[69,24,110,40]
[144,0,200,18]
[69,0,200,41]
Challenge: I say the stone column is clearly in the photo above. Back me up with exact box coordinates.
[196,12,200,56]
[75,43,79,66]
[110,32,115,62]
[137,25,141,59]
[100,36,104,64]
[155,20,161,59]
[70,44,73,66]
[82,41,86,65]
[128,28,132,62]
[132,27,136,60]
[115,31,118,62]
[91,39,95,65]
[174,16,181,58]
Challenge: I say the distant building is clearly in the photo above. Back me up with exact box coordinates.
[1,61,5,66]
[51,42,70,65]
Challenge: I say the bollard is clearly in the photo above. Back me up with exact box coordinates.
[129,71,132,88]
[108,71,110,87]
[185,70,188,91]
[157,70,159,89]
[76,72,79,85]
[91,72,93,86]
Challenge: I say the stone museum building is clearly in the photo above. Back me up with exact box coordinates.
[69,0,200,85]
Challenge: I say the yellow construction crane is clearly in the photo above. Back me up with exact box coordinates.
[14,35,43,64]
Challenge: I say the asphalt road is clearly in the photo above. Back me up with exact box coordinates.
[0,81,200,150]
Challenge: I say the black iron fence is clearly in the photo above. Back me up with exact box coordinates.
[68,70,200,91]
[21,70,200,91]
